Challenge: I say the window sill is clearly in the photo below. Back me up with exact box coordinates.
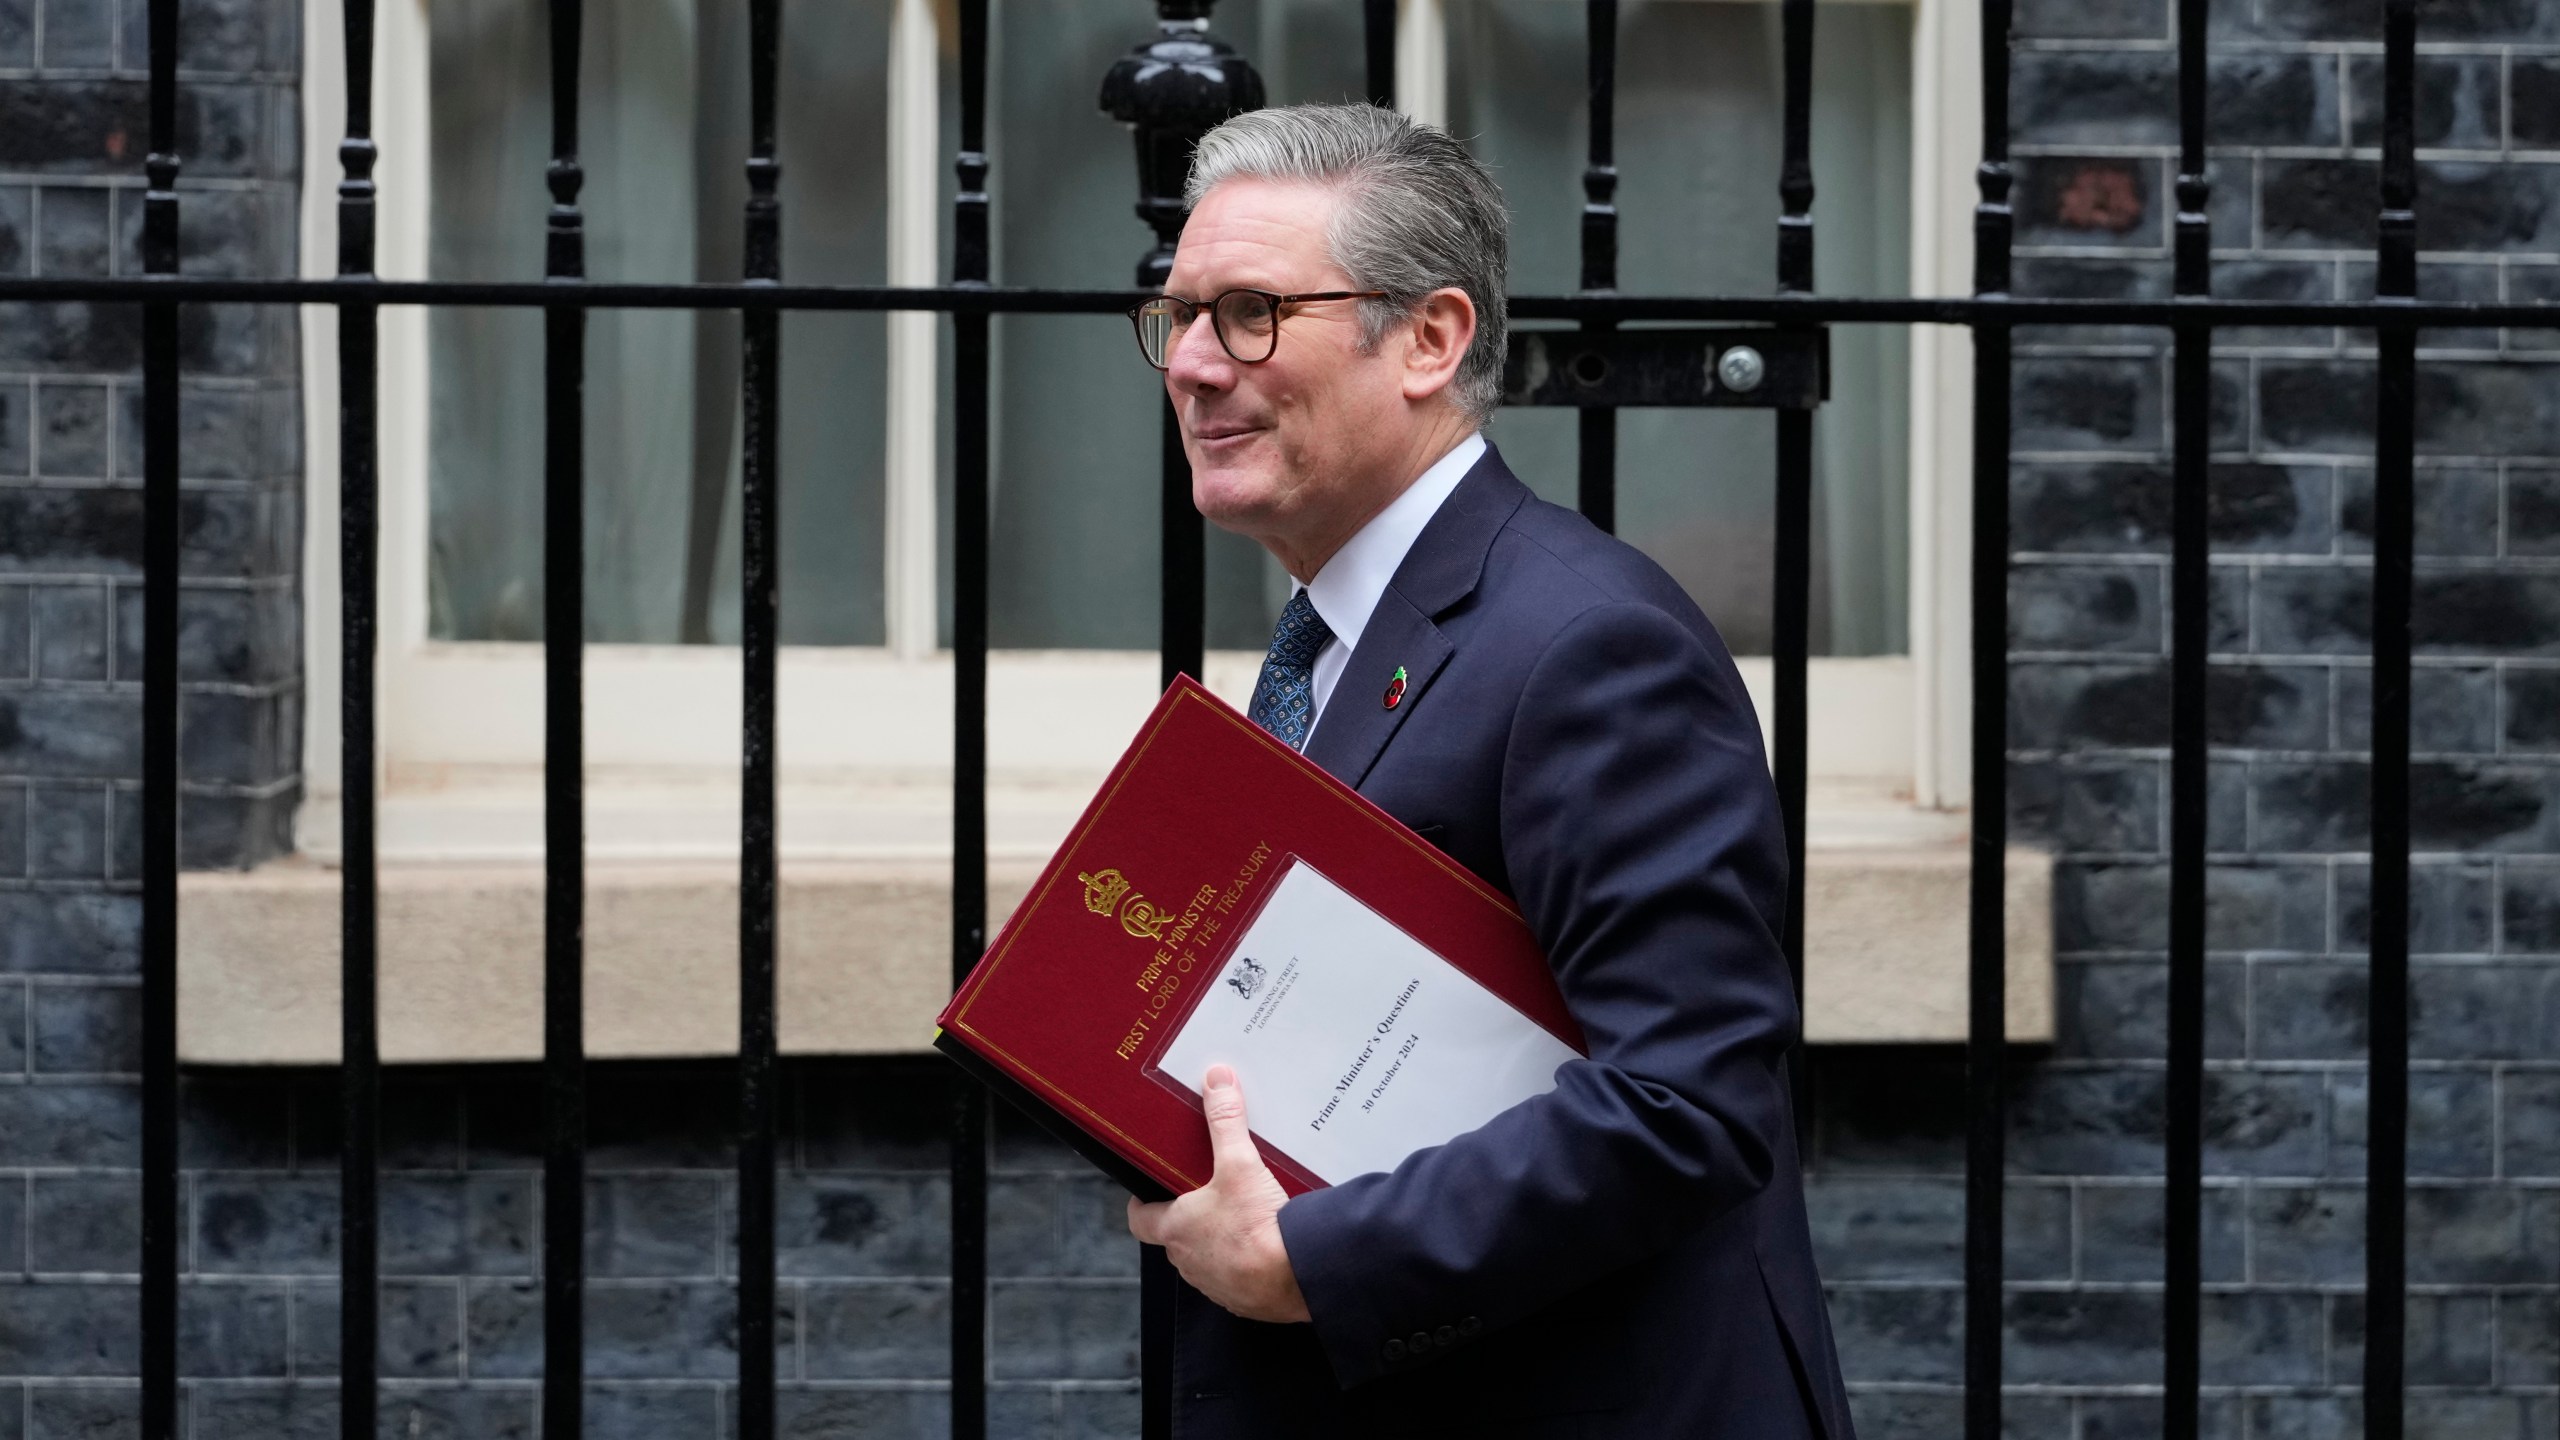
[180,780,2051,1063]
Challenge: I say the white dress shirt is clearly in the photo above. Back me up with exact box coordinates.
[1296,431,1485,749]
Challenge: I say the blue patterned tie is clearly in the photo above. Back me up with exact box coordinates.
[1247,589,1335,751]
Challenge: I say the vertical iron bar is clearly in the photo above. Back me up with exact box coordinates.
[1141,1244,1176,1440]
[138,0,181,1423]
[1147,391,1194,1440]
[1771,0,1814,1159]
[540,0,587,1423]
[336,0,383,1427]
[1363,0,1396,110]
[1576,0,1617,533]
[951,2,993,1434]
[1966,0,2015,1434]
[2365,2,2418,1437]
[2163,0,2212,1433]
[736,0,784,1425]
[1161,416,1204,692]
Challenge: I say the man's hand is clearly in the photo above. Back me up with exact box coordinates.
[1126,1065,1311,1324]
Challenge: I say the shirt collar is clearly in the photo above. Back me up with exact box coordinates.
[1300,431,1485,657]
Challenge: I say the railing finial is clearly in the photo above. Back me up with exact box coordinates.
[1099,0,1266,288]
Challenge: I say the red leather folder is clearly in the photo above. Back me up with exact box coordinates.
[935,676,1582,1200]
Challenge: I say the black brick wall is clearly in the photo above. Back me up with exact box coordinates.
[3,0,309,1427]
[6,0,2560,1436]
[0,1060,1142,1436]
[0,0,303,886]
[1915,3,2560,1436]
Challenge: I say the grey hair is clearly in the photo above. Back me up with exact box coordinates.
[1184,103,1508,423]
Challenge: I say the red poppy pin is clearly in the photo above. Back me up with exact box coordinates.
[1383,665,1408,710]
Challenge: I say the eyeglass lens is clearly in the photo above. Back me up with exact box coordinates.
[1135,291,1283,368]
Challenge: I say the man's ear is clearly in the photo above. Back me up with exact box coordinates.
[1399,287,1477,403]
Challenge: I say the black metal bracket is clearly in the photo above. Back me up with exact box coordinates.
[1503,326,1828,410]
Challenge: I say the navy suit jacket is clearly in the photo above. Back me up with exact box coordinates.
[1172,446,1856,1440]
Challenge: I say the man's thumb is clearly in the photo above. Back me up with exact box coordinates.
[1201,1065,1263,1174]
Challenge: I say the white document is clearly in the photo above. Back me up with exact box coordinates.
[1153,859,1580,1186]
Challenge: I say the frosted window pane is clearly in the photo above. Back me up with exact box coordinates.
[427,0,887,644]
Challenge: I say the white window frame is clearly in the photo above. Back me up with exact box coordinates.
[291,0,1981,867]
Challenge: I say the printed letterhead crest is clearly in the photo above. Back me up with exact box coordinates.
[1079,868,1131,916]
[1226,956,1267,1000]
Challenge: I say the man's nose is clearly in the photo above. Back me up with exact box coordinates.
[1164,311,1235,395]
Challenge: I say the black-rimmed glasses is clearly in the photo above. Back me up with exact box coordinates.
[1128,288,1389,370]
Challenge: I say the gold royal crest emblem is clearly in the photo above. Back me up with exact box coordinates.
[1079,868,1131,916]
[1077,867,1176,941]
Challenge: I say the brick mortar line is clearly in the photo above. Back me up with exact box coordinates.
[0,1378,1153,1386]
[0,173,296,189]
[1818,1280,2560,1294]
[0,677,305,695]
[2050,946,2560,963]
[2018,347,2560,361]
[0,477,301,494]
[2004,669,2560,684]
[2007,671,2560,685]
[1836,1381,2560,1393]
[0,374,294,390]
[8,573,300,589]
[2011,142,2530,160]
[2014,450,2560,468]
[0,778,301,798]
[2014,37,2548,54]
[14,1271,1148,1289]
[2006,649,2560,665]
[0,65,302,80]
[2009,552,2560,568]
[2055,949,2554,964]
[1984,1056,2560,1074]
[2048,932,2560,953]
[2025,317,2560,333]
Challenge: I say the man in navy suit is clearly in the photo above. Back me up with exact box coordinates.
[1122,104,1855,1439]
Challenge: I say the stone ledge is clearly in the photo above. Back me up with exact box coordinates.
[179,844,2051,1063]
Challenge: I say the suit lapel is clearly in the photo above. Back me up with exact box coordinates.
[1301,445,1531,789]
[1302,590,1452,788]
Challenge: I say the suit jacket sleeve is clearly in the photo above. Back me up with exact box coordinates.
[1272,600,1799,1387]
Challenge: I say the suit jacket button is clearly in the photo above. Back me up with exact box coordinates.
[1459,1316,1483,1338]
[1384,1338,1406,1362]
[1435,1325,1457,1347]
[1410,1331,1434,1354]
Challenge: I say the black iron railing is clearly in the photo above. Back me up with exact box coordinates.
[0,0,2473,1435]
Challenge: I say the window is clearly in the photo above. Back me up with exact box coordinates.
[1450,0,1912,659]
[423,0,892,647]
[293,0,1984,868]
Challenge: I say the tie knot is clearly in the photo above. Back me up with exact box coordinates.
[1267,589,1333,672]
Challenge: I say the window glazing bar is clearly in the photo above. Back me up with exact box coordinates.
[886,0,943,659]
[1396,0,1447,127]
